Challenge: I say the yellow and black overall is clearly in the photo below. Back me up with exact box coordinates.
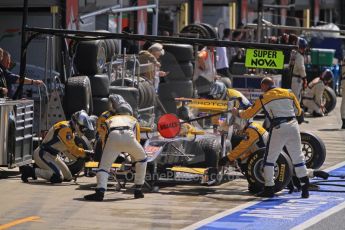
[95,115,147,192]
[33,121,86,183]
[239,87,308,187]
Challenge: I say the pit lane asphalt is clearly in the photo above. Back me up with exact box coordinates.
[1,98,345,230]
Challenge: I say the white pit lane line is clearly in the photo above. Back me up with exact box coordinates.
[182,160,345,230]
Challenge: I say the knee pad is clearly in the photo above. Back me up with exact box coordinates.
[50,174,63,183]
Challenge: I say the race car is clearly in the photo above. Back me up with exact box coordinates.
[64,96,326,194]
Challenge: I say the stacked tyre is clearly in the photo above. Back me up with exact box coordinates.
[64,76,93,119]
[111,77,155,110]
[179,23,220,96]
[159,44,194,114]
[110,77,157,119]
[74,40,107,75]
[72,38,119,117]
[89,74,110,116]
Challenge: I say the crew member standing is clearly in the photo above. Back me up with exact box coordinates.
[0,50,43,98]
[216,30,230,78]
[291,38,308,101]
[84,94,147,201]
[218,117,329,193]
[232,77,309,198]
[193,46,217,96]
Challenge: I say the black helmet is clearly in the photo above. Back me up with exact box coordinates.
[71,110,94,134]
[321,69,333,82]
[298,38,308,49]
[108,94,133,116]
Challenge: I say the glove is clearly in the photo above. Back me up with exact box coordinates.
[218,156,230,166]
[296,111,305,124]
[302,78,308,89]
[84,150,94,161]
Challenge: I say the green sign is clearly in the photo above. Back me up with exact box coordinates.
[245,49,284,69]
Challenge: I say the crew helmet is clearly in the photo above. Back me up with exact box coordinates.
[232,116,251,132]
[298,38,308,49]
[70,110,94,134]
[209,81,227,99]
[321,69,333,82]
[109,94,133,116]
[89,115,99,130]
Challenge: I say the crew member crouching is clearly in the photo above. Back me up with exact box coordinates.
[84,94,147,201]
[20,110,94,183]
[302,69,333,117]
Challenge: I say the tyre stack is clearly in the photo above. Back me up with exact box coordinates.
[159,44,194,114]
[68,39,115,118]
[110,77,155,119]
[89,74,110,116]
[179,23,219,98]
[64,75,93,119]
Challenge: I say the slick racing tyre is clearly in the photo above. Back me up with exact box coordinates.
[74,40,107,75]
[300,131,326,169]
[89,74,110,97]
[200,23,218,39]
[322,86,337,114]
[180,24,211,39]
[162,44,194,62]
[64,76,93,118]
[246,148,293,192]
[64,136,92,176]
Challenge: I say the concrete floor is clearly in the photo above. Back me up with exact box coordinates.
[1,98,345,229]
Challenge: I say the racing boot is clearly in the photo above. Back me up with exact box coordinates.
[287,181,295,194]
[312,111,324,117]
[256,186,275,198]
[299,176,310,198]
[248,185,261,194]
[84,188,105,201]
[313,170,329,180]
[19,165,36,183]
[342,119,345,129]
[134,185,144,199]
[287,176,302,193]
[32,163,38,180]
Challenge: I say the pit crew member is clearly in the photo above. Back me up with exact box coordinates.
[84,94,147,201]
[19,110,94,183]
[232,77,310,198]
[291,38,308,102]
[218,117,329,193]
[302,69,333,117]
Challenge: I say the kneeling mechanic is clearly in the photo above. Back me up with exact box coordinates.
[20,110,94,183]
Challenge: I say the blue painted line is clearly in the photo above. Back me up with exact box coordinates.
[192,164,345,230]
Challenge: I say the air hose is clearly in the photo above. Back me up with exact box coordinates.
[310,175,345,192]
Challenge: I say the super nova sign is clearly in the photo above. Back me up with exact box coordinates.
[245,49,284,69]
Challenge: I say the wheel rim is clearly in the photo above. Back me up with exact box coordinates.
[253,158,279,184]
[302,141,314,164]
[322,91,330,108]
[97,46,106,70]
[253,159,265,183]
